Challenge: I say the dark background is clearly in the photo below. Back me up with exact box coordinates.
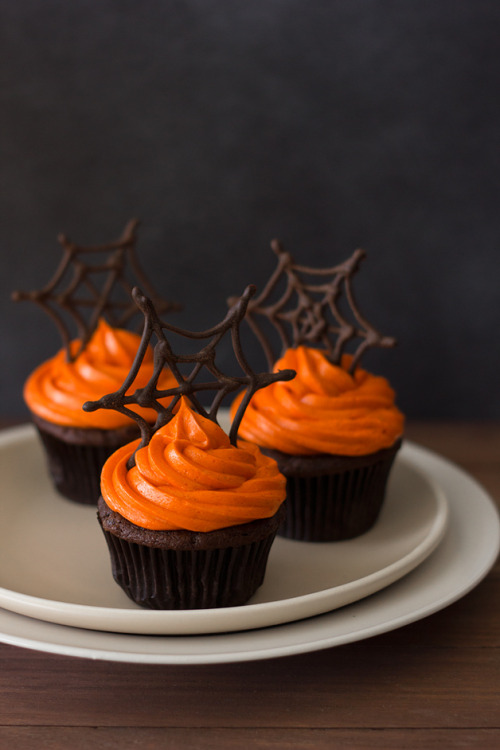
[1,1,499,420]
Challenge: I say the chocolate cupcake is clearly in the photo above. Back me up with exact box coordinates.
[23,319,177,504]
[97,402,286,608]
[84,285,294,609]
[233,348,403,541]
[231,242,405,542]
[13,221,179,504]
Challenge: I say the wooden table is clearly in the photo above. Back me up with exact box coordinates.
[0,422,498,749]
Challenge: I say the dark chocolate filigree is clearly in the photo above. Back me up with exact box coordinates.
[83,285,295,464]
[12,219,180,362]
[237,239,395,374]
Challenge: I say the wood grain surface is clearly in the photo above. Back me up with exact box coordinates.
[0,422,498,749]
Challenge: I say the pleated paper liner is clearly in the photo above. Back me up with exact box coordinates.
[263,440,402,542]
[97,497,285,609]
[32,414,139,505]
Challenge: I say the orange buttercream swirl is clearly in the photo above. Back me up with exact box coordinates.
[100,400,286,531]
[24,319,177,429]
[232,347,404,456]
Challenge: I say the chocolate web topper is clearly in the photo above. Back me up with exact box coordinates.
[83,285,295,464]
[12,219,180,362]
[238,240,396,374]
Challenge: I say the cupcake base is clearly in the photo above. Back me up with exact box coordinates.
[97,496,285,609]
[261,440,402,542]
[32,414,140,505]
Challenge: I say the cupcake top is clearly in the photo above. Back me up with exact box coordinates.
[24,318,177,429]
[232,346,404,457]
[100,399,286,531]
[229,241,405,458]
[15,220,181,430]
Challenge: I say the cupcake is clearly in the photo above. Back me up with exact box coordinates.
[23,318,177,504]
[97,399,286,609]
[232,348,404,541]
[85,284,293,609]
[13,220,179,504]
[230,241,405,542]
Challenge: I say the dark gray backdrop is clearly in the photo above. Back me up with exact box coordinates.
[1,1,499,420]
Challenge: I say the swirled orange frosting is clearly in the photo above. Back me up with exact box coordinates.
[100,399,286,531]
[24,319,177,429]
[232,346,404,456]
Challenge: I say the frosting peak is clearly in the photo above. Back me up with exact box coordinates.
[232,346,404,456]
[100,400,286,531]
[158,400,229,450]
[24,318,176,429]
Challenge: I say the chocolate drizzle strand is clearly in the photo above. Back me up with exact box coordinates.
[83,286,295,464]
[238,239,396,374]
[12,219,180,362]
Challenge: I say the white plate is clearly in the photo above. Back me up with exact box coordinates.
[0,425,447,634]
[0,436,497,664]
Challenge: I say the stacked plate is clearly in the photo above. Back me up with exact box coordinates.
[0,423,498,664]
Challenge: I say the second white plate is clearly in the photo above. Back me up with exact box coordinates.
[0,425,448,635]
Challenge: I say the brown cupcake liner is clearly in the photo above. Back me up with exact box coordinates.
[100,532,275,609]
[33,415,139,505]
[97,497,285,609]
[263,441,401,542]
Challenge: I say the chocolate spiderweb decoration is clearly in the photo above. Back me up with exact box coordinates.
[240,240,396,374]
[12,219,180,362]
[83,285,295,464]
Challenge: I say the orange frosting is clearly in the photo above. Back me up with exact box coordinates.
[100,399,286,531]
[24,319,177,429]
[232,346,404,456]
